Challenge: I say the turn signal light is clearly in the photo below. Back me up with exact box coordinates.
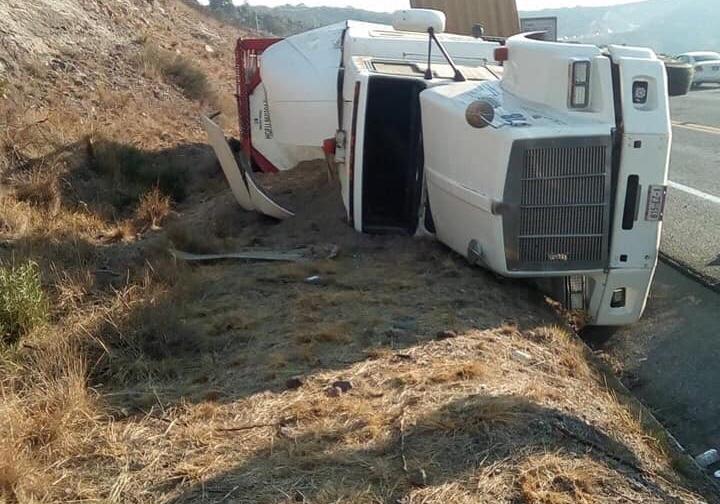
[494,46,509,62]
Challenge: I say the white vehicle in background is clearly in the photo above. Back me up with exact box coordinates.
[204,9,680,327]
[676,52,720,87]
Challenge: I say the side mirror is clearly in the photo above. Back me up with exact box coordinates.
[664,61,693,96]
[392,9,446,34]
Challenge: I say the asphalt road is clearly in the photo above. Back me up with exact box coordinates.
[595,263,720,455]
[593,85,720,466]
[664,86,720,286]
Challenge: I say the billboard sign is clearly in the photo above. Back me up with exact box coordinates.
[410,0,520,37]
[520,17,558,42]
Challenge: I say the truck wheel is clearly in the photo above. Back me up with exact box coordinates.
[665,61,693,96]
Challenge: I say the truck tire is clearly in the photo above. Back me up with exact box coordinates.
[665,61,693,96]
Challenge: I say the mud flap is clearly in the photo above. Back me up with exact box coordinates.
[201,116,294,220]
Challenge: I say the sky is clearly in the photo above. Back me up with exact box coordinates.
[231,0,645,12]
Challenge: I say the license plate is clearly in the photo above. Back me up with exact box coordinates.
[645,184,667,221]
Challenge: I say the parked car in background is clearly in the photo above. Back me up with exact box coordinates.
[676,51,720,87]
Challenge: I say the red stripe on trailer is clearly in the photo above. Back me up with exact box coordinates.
[235,37,283,173]
[250,146,279,174]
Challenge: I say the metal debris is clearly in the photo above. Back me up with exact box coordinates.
[169,248,306,263]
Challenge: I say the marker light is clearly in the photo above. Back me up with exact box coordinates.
[494,46,509,62]
[569,60,591,109]
[611,288,626,308]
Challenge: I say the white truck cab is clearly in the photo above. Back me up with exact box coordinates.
[209,11,673,326]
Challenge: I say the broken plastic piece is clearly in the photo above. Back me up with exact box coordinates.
[236,151,295,220]
[202,115,254,212]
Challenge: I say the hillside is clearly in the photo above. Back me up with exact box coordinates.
[203,0,392,36]
[0,1,716,503]
[199,0,719,53]
[522,0,720,54]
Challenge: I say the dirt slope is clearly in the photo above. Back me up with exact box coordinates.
[0,0,238,156]
[0,1,716,503]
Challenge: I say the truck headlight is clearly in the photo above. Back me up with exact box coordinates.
[569,60,591,109]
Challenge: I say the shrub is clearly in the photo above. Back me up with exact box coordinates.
[90,139,189,204]
[140,43,212,101]
[12,166,60,210]
[163,56,212,101]
[136,186,171,229]
[0,261,48,345]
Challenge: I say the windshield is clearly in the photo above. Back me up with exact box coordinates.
[693,54,720,62]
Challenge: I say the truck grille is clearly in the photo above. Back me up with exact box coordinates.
[504,139,612,272]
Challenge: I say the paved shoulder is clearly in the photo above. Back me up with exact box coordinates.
[661,187,720,287]
[598,264,720,456]
[671,87,720,128]
[664,90,720,286]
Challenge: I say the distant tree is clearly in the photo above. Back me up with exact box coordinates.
[208,0,233,13]
[202,1,391,37]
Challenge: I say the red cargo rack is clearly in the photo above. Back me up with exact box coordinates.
[235,38,283,173]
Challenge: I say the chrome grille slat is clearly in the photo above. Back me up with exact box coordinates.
[520,206,605,236]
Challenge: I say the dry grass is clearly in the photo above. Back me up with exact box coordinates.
[0,1,711,503]
[136,186,172,230]
[0,2,246,497]
[11,166,61,211]
[0,338,100,503]
[519,453,605,504]
[0,211,708,504]
[51,267,95,313]
[395,360,487,387]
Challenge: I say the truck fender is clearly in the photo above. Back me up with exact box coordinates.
[202,115,294,220]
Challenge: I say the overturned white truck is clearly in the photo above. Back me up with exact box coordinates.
[204,10,673,326]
